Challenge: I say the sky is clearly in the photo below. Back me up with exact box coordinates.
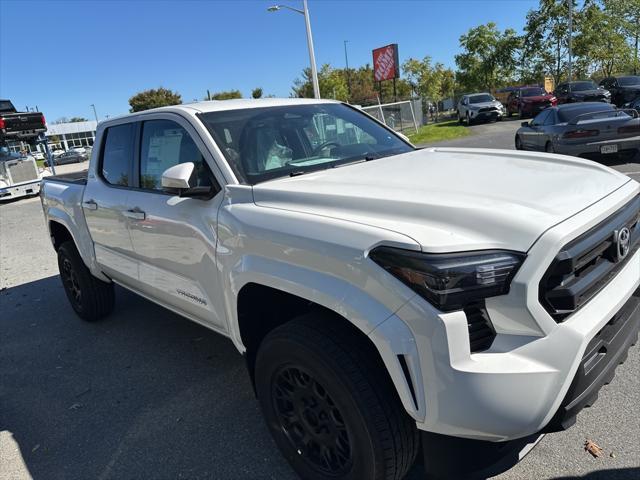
[0,0,539,121]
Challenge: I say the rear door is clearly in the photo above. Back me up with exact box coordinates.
[125,114,227,331]
[83,122,138,285]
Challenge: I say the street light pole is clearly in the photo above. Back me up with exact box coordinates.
[344,40,351,101]
[267,1,320,99]
[567,0,573,83]
[90,104,99,123]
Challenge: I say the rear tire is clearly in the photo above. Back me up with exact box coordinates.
[545,141,555,153]
[57,241,114,321]
[255,313,419,480]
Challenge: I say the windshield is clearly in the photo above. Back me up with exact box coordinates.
[570,81,597,91]
[0,150,22,162]
[468,94,494,104]
[521,88,545,97]
[618,76,640,86]
[199,103,413,184]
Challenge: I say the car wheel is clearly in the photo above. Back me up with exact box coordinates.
[466,112,472,126]
[58,241,115,321]
[545,142,555,153]
[255,313,419,480]
[515,135,523,150]
[518,107,524,119]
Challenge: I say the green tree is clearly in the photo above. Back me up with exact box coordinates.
[69,117,88,122]
[211,89,243,100]
[251,87,263,99]
[522,0,576,84]
[292,64,349,101]
[129,87,182,112]
[292,63,412,105]
[574,0,633,77]
[403,56,456,103]
[455,22,521,92]
[602,0,640,74]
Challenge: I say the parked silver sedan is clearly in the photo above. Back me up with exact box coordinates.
[515,102,640,160]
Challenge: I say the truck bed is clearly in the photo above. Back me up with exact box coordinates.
[44,170,87,185]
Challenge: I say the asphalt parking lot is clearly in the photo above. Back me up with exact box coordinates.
[1,133,639,480]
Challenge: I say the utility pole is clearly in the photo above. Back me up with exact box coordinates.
[344,40,351,101]
[567,0,573,83]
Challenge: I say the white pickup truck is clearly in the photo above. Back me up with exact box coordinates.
[41,99,639,480]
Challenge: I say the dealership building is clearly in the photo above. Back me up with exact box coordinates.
[6,119,97,153]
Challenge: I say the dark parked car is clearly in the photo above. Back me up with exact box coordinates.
[624,96,640,114]
[514,102,640,160]
[44,150,87,166]
[553,81,611,104]
[600,75,640,107]
[506,87,557,118]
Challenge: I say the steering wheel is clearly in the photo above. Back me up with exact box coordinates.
[312,141,341,156]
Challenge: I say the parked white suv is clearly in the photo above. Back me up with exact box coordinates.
[457,93,505,124]
[40,99,639,480]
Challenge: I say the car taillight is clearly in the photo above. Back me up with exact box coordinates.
[562,129,599,139]
[41,114,46,126]
[0,118,5,129]
[618,124,640,134]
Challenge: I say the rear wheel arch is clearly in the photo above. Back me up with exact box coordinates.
[49,220,74,251]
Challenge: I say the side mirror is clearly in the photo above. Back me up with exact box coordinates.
[521,121,530,127]
[162,162,194,191]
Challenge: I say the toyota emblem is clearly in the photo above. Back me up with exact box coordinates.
[615,227,631,262]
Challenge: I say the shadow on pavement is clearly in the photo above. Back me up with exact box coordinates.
[549,468,640,480]
[0,275,295,480]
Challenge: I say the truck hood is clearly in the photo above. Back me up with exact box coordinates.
[252,148,631,253]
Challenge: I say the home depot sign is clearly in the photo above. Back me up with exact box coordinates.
[372,44,400,82]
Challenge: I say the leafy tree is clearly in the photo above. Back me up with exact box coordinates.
[251,87,263,99]
[403,56,456,104]
[129,87,182,112]
[54,117,69,124]
[292,64,349,101]
[602,0,640,74]
[574,0,633,77]
[211,90,243,100]
[69,117,88,122]
[522,0,575,84]
[455,22,521,92]
[293,63,412,105]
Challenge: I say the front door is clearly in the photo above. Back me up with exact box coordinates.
[125,116,227,331]
[83,122,138,285]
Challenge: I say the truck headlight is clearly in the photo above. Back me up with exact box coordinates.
[370,247,525,311]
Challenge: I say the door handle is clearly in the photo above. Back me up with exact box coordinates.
[82,200,98,210]
[122,208,146,220]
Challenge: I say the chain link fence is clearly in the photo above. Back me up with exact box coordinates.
[361,99,422,133]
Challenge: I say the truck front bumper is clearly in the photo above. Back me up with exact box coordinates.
[368,186,640,444]
[0,180,41,201]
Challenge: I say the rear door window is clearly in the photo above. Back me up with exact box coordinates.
[101,123,135,187]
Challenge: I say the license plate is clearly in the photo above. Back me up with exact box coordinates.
[601,145,618,154]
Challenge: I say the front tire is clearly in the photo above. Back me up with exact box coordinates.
[58,241,114,321]
[255,313,418,480]
[515,135,523,150]
[545,141,555,153]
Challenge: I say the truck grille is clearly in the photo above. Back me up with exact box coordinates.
[478,107,498,113]
[7,160,39,184]
[540,195,640,322]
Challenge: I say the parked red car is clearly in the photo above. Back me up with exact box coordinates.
[506,87,557,118]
